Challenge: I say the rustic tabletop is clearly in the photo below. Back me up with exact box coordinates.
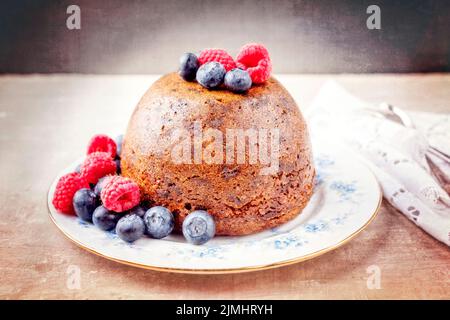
[0,74,449,299]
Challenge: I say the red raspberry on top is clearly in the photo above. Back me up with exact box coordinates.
[87,134,117,158]
[198,49,237,71]
[100,176,141,212]
[52,172,89,215]
[236,43,272,83]
[80,151,117,184]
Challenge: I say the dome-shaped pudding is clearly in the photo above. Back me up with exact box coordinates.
[121,73,315,235]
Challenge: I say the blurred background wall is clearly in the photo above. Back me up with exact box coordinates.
[0,0,449,74]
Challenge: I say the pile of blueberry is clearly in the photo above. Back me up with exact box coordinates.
[76,196,215,245]
[57,134,216,245]
[179,53,252,93]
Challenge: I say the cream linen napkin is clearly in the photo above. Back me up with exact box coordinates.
[306,81,450,246]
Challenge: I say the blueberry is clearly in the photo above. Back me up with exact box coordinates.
[92,205,121,231]
[129,205,146,218]
[143,206,174,239]
[182,210,215,245]
[224,68,252,93]
[115,214,145,242]
[73,188,98,222]
[115,159,121,174]
[179,53,199,81]
[94,176,110,197]
[115,134,123,158]
[196,62,226,89]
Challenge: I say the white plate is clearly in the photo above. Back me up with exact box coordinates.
[48,138,381,274]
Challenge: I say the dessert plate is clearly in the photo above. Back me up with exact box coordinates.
[48,138,381,274]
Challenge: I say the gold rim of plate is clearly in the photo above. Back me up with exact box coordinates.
[48,186,382,274]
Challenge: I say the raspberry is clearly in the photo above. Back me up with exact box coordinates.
[87,134,117,158]
[80,152,117,184]
[52,172,89,215]
[100,176,141,212]
[246,58,272,84]
[236,43,272,83]
[198,49,236,71]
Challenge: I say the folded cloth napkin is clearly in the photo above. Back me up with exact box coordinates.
[306,81,450,246]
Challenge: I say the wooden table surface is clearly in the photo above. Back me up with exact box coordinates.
[0,74,449,299]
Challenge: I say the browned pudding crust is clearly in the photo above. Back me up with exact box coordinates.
[121,73,315,235]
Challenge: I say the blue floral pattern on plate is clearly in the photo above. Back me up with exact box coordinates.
[48,138,381,273]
